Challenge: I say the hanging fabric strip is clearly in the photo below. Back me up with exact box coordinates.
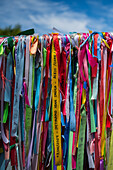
[52,40,62,165]
[37,36,44,122]
[76,104,86,170]
[43,43,50,121]
[83,54,89,87]
[3,102,9,124]
[15,144,20,170]
[27,110,37,169]
[1,55,9,144]
[97,35,101,61]
[10,73,17,166]
[11,37,25,137]
[18,112,23,170]
[88,63,96,133]
[37,37,44,169]
[101,47,108,156]
[66,73,70,122]
[91,63,99,100]
[111,44,113,116]
[53,33,61,78]
[86,118,95,169]
[100,45,104,134]
[23,81,30,106]
[107,124,113,169]
[72,71,80,156]
[95,131,100,170]
[34,67,41,110]
[86,143,95,169]
[25,36,30,87]
[60,49,66,115]
[4,52,12,103]
[67,131,73,170]
[69,44,76,131]
[91,34,98,78]
[73,72,78,113]
[4,116,10,160]
[41,43,50,169]
[86,43,97,68]
[28,54,33,107]
[51,106,54,170]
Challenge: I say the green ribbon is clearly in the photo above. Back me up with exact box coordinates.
[0,44,3,55]
[87,33,96,132]
[25,105,32,155]
[88,62,96,133]
[3,102,9,123]
[43,47,47,68]
[67,131,73,170]
[8,37,13,53]
[76,104,86,170]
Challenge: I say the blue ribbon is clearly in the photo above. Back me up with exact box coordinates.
[83,81,87,90]
[69,44,76,131]
[97,35,101,61]
[92,35,95,57]
[11,37,25,137]
[63,119,69,170]
[4,52,13,103]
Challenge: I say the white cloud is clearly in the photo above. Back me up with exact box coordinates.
[29,12,89,33]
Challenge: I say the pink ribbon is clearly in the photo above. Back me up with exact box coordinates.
[86,43,97,68]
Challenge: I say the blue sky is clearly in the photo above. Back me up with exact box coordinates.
[0,0,113,34]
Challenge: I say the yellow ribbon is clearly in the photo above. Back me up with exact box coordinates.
[101,38,110,49]
[107,127,113,169]
[52,40,62,165]
[82,88,86,105]
[57,165,61,170]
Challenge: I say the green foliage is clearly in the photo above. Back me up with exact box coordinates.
[0,24,21,36]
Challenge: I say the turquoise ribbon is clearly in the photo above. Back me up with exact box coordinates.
[69,44,76,131]
[33,66,41,154]
[35,67,41,110]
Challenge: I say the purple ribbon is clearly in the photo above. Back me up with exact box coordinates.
[27,110,36,169]
[86,87,91,132]
[100,159,104,170]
